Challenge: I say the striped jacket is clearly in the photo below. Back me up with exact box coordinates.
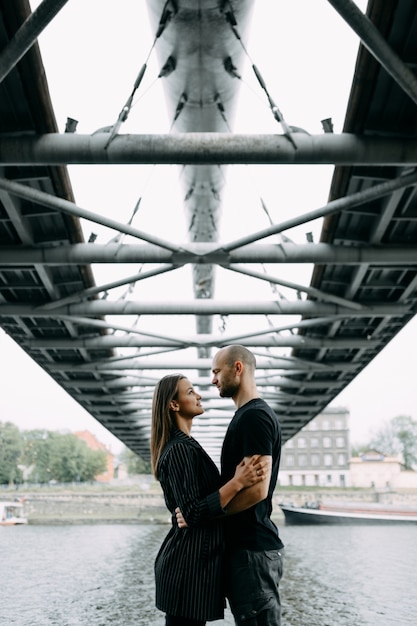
[155,428,226,621]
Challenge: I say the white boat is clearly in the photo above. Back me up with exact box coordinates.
[279,501,417,525]
[0,500,28,525]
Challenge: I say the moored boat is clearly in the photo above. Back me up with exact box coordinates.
[279,501,417,525]
[0,500,28,526]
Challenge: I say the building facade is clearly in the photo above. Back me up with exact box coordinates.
[279,407,351,488]
[350,449,417,489]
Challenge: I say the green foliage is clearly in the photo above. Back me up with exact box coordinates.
[370,415,417,470]
[0,421,24,484]
[41,433,107,483]
[0,423,108,484]
[23,429,53,482]
[120,447,151,474]
[350,443,369,457]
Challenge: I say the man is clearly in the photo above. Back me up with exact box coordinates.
[211,344,284,626]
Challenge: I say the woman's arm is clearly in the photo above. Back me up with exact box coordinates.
[162,442,218,527]
[175,454,271,528]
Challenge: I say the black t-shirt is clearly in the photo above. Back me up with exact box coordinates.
[220,398,284,551]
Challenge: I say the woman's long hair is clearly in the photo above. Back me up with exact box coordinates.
[150,373,185,479]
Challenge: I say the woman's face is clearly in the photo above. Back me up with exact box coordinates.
[173,378,204,419]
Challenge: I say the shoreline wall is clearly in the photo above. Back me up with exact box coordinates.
[2,484,417,524]
[18,491,168,524]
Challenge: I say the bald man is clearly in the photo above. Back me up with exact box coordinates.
[212,345,284,626]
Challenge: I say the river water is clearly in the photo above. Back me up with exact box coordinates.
[1,522,416,625]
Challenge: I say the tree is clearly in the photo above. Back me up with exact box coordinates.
[82,445,109,481]
[22,429,52,483]
[370,415,417,470]
[350,443,369,457]
[22,430,107,483]
[120,447,151,475]
[0,421,23,484]
[50,433,108,482]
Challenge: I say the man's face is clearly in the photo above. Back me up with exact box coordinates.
[211,353,239,398]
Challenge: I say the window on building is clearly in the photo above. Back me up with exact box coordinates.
[326,474,332,484]
[338,453,346,465]
[311,437,319,448]
[286,454,294,466]
[298,454,307,467]
[324,453,333,466]
[314,474,319,486]
[311,454,320,467]
[298,437,306,448]
[301,475,306,486]
[323,437,332,448]
[285,439,294,448]
[322,419,330,430]
[336,436,345,448]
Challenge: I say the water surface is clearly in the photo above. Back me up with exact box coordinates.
[1,523,416,625]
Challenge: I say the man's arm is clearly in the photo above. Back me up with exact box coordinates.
[175,455,272,528]
[224,455,272,516]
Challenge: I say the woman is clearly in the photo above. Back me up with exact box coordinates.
[151,373,266,626]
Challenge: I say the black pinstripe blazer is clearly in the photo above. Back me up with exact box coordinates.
[155,428,226,621]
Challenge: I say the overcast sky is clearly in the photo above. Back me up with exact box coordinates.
[2,0,416,453]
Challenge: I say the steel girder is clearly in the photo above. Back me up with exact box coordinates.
[2,242,417,265]
[1,132,417,165]
[0,301,410,317]
[0,0,69,82]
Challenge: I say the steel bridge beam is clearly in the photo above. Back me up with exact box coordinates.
[0,0,69,84]
[0,301,410,316]
[46,358,342,372]
[2,242,416,265]
[1,171,416,255]
[1,133,417,165]
[21,336,378,349]
[327,0,417,106]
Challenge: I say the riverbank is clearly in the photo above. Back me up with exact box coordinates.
[2,481,417,524]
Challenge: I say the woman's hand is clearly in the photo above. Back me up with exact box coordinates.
[175,456,271,529]
[176,506,188,528]
[234,454,270,489]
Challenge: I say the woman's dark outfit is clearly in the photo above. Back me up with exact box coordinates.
[155,428,226,623]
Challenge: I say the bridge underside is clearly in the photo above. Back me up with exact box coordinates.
[0,0,416,462]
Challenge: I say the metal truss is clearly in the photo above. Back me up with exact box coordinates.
[0,0,417,462]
